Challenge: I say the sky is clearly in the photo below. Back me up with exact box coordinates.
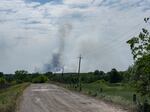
[0,0,150,73]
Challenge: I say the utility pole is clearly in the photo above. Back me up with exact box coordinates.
[78,55,82,91]
[62,66,64,77]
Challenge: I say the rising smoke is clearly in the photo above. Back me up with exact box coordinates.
[43,23,72,72]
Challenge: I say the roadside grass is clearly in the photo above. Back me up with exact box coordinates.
[0,83,30,112]
[81,81,135,108]
[65,80,148,110]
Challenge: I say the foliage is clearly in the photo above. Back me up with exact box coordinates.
[0,72,4,78]
[4,75,14,83]
[0,72,6,86]
[0,77,6,85]
[122,66,133,82]
[32,75,49,83]
[0,77,7,89]
[127,19,150,96]
[94,70,100,75]
[133,55,150,96]
[108,68,123,83]
[44,72,53,79]
[14,70,29,83]
[47,69,124,85]
[127,28,150,60]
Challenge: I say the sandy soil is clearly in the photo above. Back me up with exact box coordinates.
[18,84,128,112]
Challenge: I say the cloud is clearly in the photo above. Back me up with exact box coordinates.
[64,0,91,4]
[0,0,150,73]
[26,0,63,5]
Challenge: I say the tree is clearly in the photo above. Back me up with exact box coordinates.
[99,71,105,77]
[134,55,150,96]
[108,68,123,83]
[127,18,150,96]
[44,72,53,79]
[127,28,150,60]
[94,70,99,75]
[0,72,4,78]
[123,66,133,82]
[14,70,28,83]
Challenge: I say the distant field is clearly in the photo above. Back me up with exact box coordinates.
[66,80,150,110]
[0,83,30,112]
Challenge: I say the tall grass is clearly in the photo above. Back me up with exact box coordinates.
[0,83,30,112]
[65,80,138,110]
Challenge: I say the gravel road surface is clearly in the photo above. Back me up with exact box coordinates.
[18,84,128,112]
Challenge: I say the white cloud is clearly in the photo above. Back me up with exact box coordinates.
[64,0,92,5]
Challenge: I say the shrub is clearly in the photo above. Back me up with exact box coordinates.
[0,78,6,89]
[108,69,123,83]
[0,78,6,85]
[32,75,48,83]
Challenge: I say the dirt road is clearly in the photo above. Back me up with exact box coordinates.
[18,84,127,112]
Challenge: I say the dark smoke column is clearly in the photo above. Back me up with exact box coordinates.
[43,23,72,72]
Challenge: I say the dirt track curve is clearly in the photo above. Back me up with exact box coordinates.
[18,84,128,112]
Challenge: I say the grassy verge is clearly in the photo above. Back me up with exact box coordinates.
[0,83,30,112]
[81,81,135,109]
[64,80,149,111]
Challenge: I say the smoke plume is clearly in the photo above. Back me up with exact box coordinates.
[43,23,72,72]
